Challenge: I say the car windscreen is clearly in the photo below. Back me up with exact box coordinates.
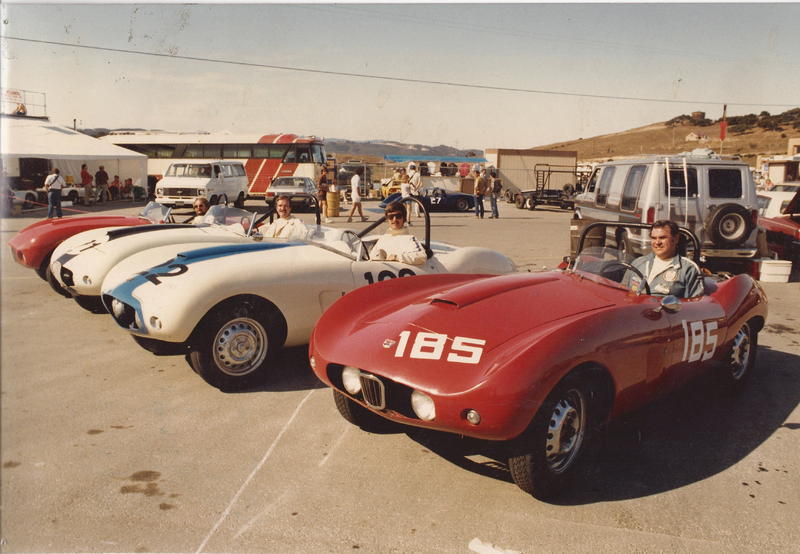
[139,201,172,223]
[165,164,213,178]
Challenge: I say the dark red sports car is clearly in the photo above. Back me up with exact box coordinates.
[758,189,800,263]
[309,223,768,499]
[7,202,175,294]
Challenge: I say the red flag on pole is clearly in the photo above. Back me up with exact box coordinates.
[720,104,728,141]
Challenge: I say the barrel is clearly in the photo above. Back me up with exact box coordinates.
[326,191,340,218]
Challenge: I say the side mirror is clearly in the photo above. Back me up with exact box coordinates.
[659,295,681,313]
[251,231,263,242]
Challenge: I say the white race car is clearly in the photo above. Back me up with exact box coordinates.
[101,204,516,389]
[50,205,266,312]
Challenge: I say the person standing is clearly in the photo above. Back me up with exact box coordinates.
[488,170,501,219]
[80,163,94,205]
[94,165,109,203]
[44,167,65,218]
[346,167,367,223]
[473,168,487,219]
[408,163,422,219]
[317,165,333,223]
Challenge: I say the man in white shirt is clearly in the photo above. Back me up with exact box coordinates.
[262,196,309,239]
[44,167,65,218]
[346,168,367,223]
[370,201,427,266]
[407,163,422,218]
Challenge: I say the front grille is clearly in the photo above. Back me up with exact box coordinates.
[359,373,386,410]
[104,294,137,329]
[161,188,198,197]
[60,266,74,287]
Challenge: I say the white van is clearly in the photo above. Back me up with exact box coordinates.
[573,151,761,274]
[155,161,249,208]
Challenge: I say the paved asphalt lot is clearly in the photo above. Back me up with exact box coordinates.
[1,199,798,553]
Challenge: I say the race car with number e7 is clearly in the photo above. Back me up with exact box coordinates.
[101,201,515,390]
[308,222,768,500]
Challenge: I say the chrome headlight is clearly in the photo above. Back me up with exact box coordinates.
[342,366,362,395]
[411,390,436,421]
[156,188,163,195]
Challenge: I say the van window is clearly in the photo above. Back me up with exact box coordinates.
[165,163,212,177]
[708,169,743,198]
[234,164,246,177]
[585,169,599,193]
[223,164,235,177]
[665,168,698,198]
[595,166,616,207]
[621,165,647,211]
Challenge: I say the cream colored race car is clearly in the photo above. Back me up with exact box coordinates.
[49,205,263,313]
[101,201,516,390]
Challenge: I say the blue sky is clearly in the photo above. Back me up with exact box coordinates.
[1,3,798,150]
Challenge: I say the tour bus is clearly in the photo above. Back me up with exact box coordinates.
[101,132,327,201]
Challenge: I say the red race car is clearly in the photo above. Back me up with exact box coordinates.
[7,202,176,295]
[309,223,768,499]
[758,189,800,263]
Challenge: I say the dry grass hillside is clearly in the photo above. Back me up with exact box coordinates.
[536,116,800,165]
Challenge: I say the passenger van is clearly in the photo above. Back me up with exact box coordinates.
[155,161,249,208]
[573,151,761,274]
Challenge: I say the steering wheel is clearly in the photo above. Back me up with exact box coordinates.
[597,260,650,295]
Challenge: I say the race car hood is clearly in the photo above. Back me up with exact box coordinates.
[314,271,616,391]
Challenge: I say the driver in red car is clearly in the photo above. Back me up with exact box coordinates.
[624,219,704,298]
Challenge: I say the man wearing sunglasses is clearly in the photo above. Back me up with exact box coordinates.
[369,201,426,266]
[190,196,210,224]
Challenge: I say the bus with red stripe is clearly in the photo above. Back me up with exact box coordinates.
[101,132,327,200]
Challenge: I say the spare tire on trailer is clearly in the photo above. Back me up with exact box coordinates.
[515,194,526,209]
[706,203,753,247]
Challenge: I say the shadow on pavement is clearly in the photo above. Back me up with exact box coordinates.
[402,345,800,503]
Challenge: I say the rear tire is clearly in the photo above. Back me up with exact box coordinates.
[234,192,246,208]
[720,321,757,391]
[515,194,525,209]
[455,197,470,211]
[24,193,36,209]
[508,372,597,500]
[68,190,79,204]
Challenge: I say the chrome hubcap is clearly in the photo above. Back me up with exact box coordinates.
[213,317,268,376]
[545,389,586,473]
[730,324,751,380]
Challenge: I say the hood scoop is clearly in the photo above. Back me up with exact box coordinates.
[428,273,558,310]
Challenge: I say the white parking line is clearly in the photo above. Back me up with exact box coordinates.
[195,389,315,554]
[233,490,289,540]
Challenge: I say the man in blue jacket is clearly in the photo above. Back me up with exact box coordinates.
[625,220,704,298]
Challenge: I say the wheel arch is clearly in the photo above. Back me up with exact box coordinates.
[189,293,288,349]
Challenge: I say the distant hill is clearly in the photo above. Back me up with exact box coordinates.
[325,138,481,162]
[535,108,800,165]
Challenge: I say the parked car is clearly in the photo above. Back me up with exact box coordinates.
[379,187,475,212]
[155,161,249,208]
[101,201,515,390]
[7,202,175,295]
[265,176,318,211]
[573,151,760,275]
[308,222,767,500]
[49,205,264,312]
[757,189,800,263]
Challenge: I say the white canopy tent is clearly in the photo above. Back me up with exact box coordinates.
[1,115,147,187]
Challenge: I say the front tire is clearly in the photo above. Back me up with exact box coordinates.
[74,295,108,314]
[234,192,246,208]
[508,373,596,500]
[46,263,72,298]
[188,297,283,389]
[333,390,392,432]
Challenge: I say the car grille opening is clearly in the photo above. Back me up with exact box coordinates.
[359,373,386,410]
[104,294,138,329]
[60,266,74,287]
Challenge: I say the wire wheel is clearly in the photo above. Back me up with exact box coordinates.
[212,316,269,377]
